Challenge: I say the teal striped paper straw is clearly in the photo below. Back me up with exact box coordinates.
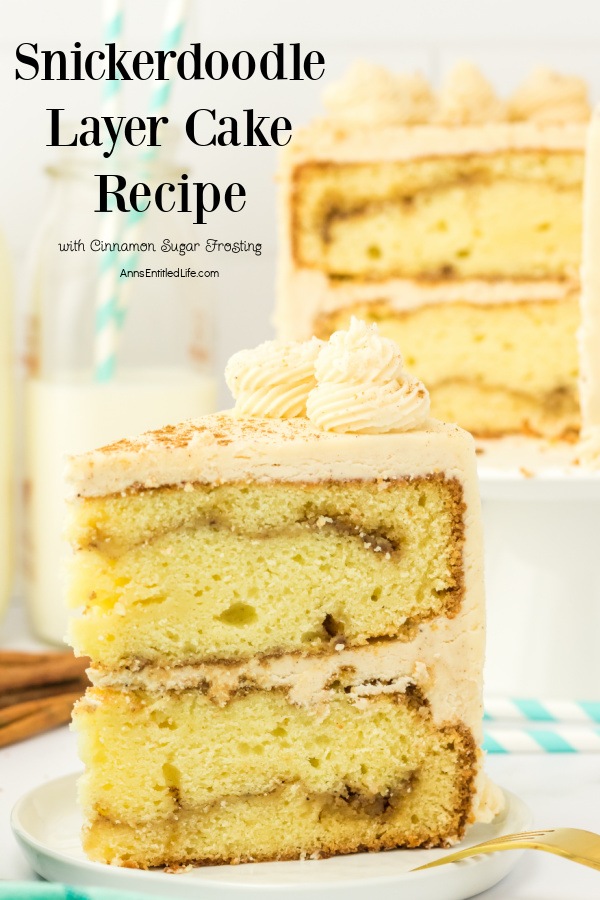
[94,0,124,383]
[484,698,600,724]
[117,0,190,276]
[94,0,190,382]
[483,726,600,754]
[149,1,188,117]
[102,0,123,105]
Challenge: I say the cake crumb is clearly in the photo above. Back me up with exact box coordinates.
[315,515,333,528]
[164,864,194,875]
[519,467,535,479]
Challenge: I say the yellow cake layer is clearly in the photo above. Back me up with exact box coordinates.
[316,299,580,438]
[68,480,464,667]
[429,382,578,440]
[75,686,475,866]
[293,152,583,280]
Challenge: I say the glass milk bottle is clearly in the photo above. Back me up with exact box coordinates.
[24,152,217,645]
[0,233,13,622]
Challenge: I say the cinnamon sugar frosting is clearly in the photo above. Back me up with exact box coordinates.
[307,319,430,433]
[65,413,477,499]
[225,337,322,418]
[324,61,435,126]
[225,321,430,435]
[319,60,589,129]
[508,67,590,123]
[435,61,506,125]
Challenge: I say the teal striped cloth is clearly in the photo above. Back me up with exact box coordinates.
[0,886,168,899]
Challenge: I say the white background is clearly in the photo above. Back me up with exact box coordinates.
[4,0,600,399]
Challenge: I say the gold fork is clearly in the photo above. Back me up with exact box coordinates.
[412,828,600,873]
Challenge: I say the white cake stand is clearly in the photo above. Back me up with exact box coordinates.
[477,438,600,701]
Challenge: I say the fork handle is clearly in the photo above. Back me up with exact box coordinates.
[413,840,600,873]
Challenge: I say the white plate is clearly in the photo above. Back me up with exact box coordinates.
[12,773,531,900]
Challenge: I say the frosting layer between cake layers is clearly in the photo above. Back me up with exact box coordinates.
[284,120,586,165]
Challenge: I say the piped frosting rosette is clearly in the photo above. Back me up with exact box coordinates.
[306,318,430,433]
[507,67,590,123]
[321,60,589,128]
[225,337,323,418]
[226,319,430,434]
[323,61,435,126]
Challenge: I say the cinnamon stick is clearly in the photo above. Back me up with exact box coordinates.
[0,691,82,748]
[0,652,89,694]
[0,650,66,666]
[0,677,89,709]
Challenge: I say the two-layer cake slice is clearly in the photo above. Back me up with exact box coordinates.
[68,323,501,868]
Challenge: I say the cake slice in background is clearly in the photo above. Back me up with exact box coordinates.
[68,320,502,868]
[276,62,589,440]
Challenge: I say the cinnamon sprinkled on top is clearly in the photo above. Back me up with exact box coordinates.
[98,413,327,457]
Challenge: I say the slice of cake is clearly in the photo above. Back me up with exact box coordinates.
[276,62,589,439]
[68,319,502,868]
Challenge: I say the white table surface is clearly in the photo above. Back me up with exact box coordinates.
[2,600,600,899]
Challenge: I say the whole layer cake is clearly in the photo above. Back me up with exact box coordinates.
[276,62,590,439]
[68,320,502,868]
